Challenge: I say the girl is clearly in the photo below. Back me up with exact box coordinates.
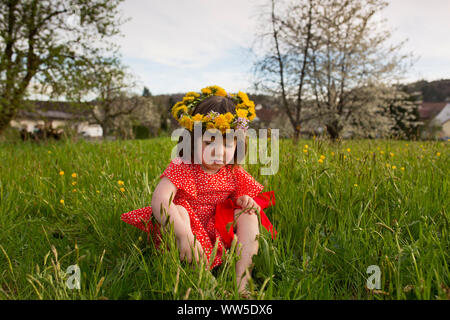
[121,86,276,295]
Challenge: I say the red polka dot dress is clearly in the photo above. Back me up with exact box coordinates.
[121,157,276,269]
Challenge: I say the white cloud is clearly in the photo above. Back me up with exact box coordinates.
[116,0,449,94]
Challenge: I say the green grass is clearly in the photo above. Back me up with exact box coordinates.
[0,137,448,300]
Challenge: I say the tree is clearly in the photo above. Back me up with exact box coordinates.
[0,0,125,133]
[142,86,152,97]
[252,0,413,140]
[68,57,159,139]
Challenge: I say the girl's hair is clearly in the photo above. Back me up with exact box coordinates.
[177,95,248,167]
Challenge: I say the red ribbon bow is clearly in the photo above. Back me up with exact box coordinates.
[214,191,277,248]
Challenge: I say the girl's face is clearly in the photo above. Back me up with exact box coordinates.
[199,135,236,173]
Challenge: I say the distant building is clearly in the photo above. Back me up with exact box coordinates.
[419,102,450,140]
[10,100,102,138]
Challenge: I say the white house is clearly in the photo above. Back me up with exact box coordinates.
[9,100,102,138]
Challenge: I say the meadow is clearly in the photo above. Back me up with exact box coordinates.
[0,137,448,300]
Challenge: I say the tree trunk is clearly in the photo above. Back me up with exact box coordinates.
[0,102,17,135]
[326,120,342,141]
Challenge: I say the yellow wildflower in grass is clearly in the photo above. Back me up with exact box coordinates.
[347,148,351,152]
[48,150,52,154]
[72,189,77,193]
[354,184,358,187]
[390,152,394,157]
[138,236,143,241]
[96,190,100,194]
[318,159,324,164]
[303,149,308,153]
[304,144,309,149]
[60,199,64,205]
[120,187,125,192]
[72,181,77,186]
[71,173,77,178]
[331,152,335,156]
[320,155,325,160]
[118,180,124,186]
[59,170,64,176]
[386,163,390,168]
[380,151,385,155]
[343,155,347,159]
[401,167,405,171]
[392,165,396,169]
[436,152,441,156]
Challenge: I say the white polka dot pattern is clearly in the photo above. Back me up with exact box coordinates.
[121,157,264,268]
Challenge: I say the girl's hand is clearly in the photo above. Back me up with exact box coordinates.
[236,195,260,215]
[176,228,206,264]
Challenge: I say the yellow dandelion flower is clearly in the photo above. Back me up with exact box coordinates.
[343,155,347,159]
[318,159,324,164]
[304,144,309,149]
[354,184,358,187]
[138,236,143,241]
[182,96,195,103]
[179,115,194,131]
[237,91,250,104]
[201,87,212,95]
[390,152,394,157]
[72,189,77,193]
[120,187,125,192]
[380,151,385,155]
[59,170,64,176]
[347,148,351,152]
[247,108,256,121]
[320,155,325,159]
[236,108,248,119]
[118,180,124,185]
[436,152,441,156]
[303,149,308,153]
[224,112,234,123]
[214,87,227,97]
[96,190,100,194]
[71,173,77,178]
[60,199,64,205]
[331,152,335,156]
[185,91,200,98]
[401,167,405,171]
[206,122,216,130]
[48,150,52,154]
[392,165,396,169]
[191,114,204,122]
[72,181,77,186]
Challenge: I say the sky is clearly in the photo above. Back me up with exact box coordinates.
[115,0,450,95]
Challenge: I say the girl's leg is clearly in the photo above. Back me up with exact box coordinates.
[234,209,260,294]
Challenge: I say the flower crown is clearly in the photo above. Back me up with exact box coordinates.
[171,85,256,133]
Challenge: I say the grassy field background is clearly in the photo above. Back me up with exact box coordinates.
[0,137,448,300]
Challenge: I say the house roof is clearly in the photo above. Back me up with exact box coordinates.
[419,102,447,120]
[434,103,450,124]
[15,100,93,121]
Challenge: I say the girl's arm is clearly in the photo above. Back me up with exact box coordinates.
[151,176,188,237]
